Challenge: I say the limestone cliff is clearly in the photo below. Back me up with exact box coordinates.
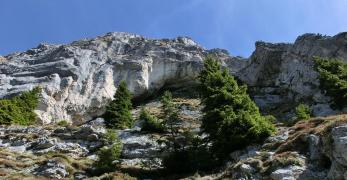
[1,32,347,123]
[0,32,245,124]
[238,33,347,118]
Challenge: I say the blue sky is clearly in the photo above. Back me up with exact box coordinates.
[1,0,347,57]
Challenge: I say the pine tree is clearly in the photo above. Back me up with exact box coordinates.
[314,57,347,108]
[103,81,134,129]
[161,91,181,151]
[199,56,275,158]
[160,90,216,173]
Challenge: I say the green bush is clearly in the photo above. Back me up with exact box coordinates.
[102,129,118,146]
[0,87,41,125]
[314,57,347,108]
[103,81,134,129]
[94,137,122,174]
[285,104,312,126]
[295,104,311,120]
[57,120,69,127]
[140,107,165,133]
[162,132,217,173]
[199,56,276,159]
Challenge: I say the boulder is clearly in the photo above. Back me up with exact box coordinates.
[33,159,69,179]
[73,125,106,141]
[31,136,57,150]
[118,129,163,162]
[328,125,347,179]
[270,165,305,180]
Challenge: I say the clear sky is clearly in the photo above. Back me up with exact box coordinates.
[1,0,347,57]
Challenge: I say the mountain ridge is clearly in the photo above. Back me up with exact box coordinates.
[1,32,347,123]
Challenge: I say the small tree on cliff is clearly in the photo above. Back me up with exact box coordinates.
[161,91,181,151]
[199,56,276,159]
[103,81,134,129]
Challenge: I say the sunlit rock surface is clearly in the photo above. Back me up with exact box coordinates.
[0,32,245,124]
[1,32,347,123]
[238,33,347,117]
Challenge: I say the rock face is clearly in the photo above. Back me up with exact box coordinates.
[1,32,347,123]
[327,125,347,179]
[239,33,347,117]
[0,124,105,157]
[0,32,245,124]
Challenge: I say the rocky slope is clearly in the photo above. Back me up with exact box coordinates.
[0,94,201,179]
[188,115,347,180]
[1,99,347,179]
[1,32,346,124]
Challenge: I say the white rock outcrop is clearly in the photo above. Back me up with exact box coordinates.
[0,32,245,124]
[1,32,347,123]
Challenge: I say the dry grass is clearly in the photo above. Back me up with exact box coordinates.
[0,149,39,170]
[0,148,93,179]
[276,114,347,153]
[0,148,42,178]
[173,98,200,107]
[42,152,93,176]
[262,151,304,175]
[0,56,7,62]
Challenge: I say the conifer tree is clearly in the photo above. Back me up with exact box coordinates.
[103,81,134,129]
[161,91,181,151]
[161,90,216,172]
[0,86,41,125]
[199,56,275,158]
[314,57,347,108]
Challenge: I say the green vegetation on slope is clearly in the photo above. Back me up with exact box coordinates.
[140,107,165,133]
[94,130,122,174]
[0,87,41,125]
[94,143,122,174]
[103,81,134,129]
[199,56,276,159]
[295,104,311,121]
[314,57,347,108]
[286,103,312,126]
[160,91,215,173]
